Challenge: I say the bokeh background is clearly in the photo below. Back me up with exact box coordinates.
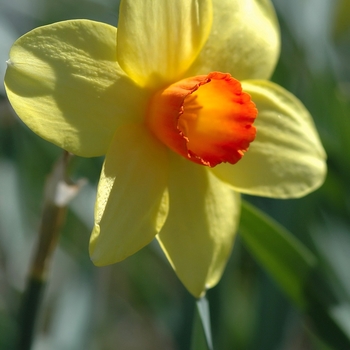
[0,0,350,349]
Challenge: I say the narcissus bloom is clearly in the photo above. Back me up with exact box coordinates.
[4,0,326,297]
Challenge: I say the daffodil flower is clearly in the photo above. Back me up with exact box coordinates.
[4,0,326,297]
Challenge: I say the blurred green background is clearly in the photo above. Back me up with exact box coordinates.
[0,0,350,349]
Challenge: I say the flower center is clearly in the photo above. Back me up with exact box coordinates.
[146,72,257,167]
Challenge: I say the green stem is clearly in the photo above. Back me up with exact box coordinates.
[17,277,45,350]
[17,151,81,350]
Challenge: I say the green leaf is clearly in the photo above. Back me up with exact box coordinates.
[239,200,316,308]
[239,200,350,349]
[190,296,213,350]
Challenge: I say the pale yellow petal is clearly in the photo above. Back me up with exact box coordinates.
[157,154,240,298]
[186,0,280,80]
[90,123,169,265]
[211,80,327,198]
[5,20,149,157]
[117,0,212,87]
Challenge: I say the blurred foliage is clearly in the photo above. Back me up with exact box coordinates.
[1,0,350,349]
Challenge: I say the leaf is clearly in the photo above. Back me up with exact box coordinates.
[190,296,213,350]
[239,200,316,308]
[239,200,350,349]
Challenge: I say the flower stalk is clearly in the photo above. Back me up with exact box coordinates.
[17,151,84,350]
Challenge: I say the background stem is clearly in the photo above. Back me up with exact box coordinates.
[17,151,82,350]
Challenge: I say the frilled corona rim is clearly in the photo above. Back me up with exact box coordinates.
[146,72,258,167]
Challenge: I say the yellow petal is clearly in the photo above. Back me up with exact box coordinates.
[211,80,327,198]
[5,20,149,157]
[157,154,240,298]
[186,0,280,80]
[117,0,212,87]
[90,123,169,266]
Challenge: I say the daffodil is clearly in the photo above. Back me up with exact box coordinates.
[4,0,326,297]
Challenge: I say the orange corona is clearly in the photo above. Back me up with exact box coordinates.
[146,72,258,167]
